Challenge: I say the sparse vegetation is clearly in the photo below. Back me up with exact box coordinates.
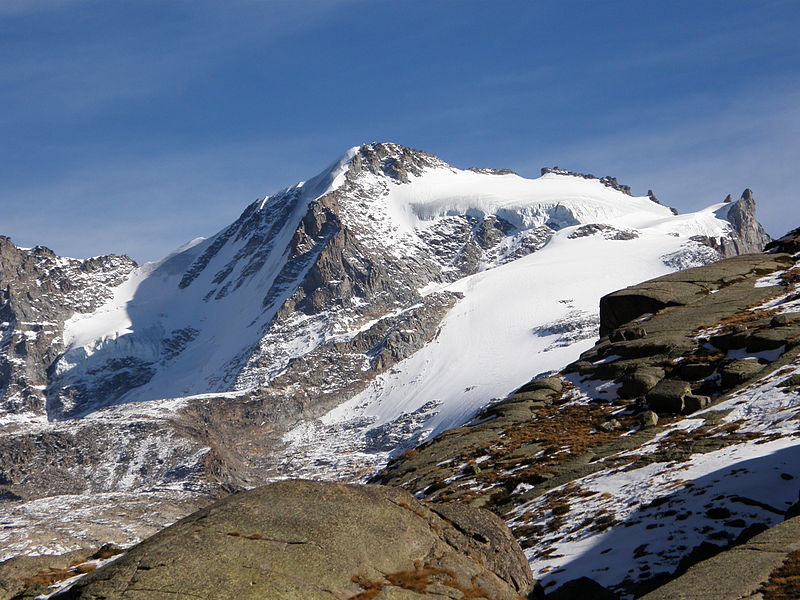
[350,563,496,599]
[760,548,800,600]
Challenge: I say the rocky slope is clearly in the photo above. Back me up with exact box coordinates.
[0,143,771,561]
[0,239,136,416]
[376,229,800,598]
[12,480,537,600]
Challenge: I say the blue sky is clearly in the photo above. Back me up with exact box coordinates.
[2,0,799,262]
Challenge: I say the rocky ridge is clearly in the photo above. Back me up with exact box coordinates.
[376,232,800,598]
[0,238,136,415]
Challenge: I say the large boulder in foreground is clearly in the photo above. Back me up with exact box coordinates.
[50,480,537,600]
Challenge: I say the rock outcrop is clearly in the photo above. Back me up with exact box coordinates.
[540,166,636,197]
[692,189,772,258]
[30,480,538,600]
[725,188,772,254]
[376,231,800,597]
[639,515,800,600]
[0,237,136,414]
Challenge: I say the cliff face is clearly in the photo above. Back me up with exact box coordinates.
[691,189,772,258]
[725,188,772,254]
[0,237,136,415]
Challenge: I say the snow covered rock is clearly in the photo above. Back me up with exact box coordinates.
[376,237,800,599]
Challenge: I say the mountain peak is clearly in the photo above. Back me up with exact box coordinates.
[724,188,771,253]
[345,142,453,182]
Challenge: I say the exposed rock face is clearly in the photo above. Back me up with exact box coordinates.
[540,167,635,197]
[692,189,772,258]
[766,226,800,254]
[43,480,537,600]
[726,189,772,254]
[597,252,790,335]
[0,237,136,414]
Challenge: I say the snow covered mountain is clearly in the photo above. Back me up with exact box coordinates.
[0,143,770,558]
[377,231,800,599]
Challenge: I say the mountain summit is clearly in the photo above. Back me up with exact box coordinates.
[0,143,771,558]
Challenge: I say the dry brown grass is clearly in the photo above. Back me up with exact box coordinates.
[74,563,97,574]
[716,308,778,329]
[23,568,75,588]
[350,564,496,599]
[23,562,96,588]
[760,548,800,600]
[429,398,647,509]
[781,268,800,286]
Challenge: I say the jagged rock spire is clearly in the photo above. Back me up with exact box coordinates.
[725,188,771,254]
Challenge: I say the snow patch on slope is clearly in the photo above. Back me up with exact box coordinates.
[279,218,728,480]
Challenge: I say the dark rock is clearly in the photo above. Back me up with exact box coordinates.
[683,395,710,413]
[646,380,692,414]
[779,373,800,388]
[720,359,764,388]
[678,361,718,380]
[745,329,789,353]
[539,167,635,197]
[548,576,619,600]
[706,507,732,519]
[88,543,124,561]
[515,376,563,395]
[771,314,791,328]
[614,335,692,360]
[709,328,751,351]
[765,226,800,254]
[568,224,638,241]
[620,367,665,398]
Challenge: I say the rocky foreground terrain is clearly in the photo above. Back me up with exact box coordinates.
[374,227,800,598]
